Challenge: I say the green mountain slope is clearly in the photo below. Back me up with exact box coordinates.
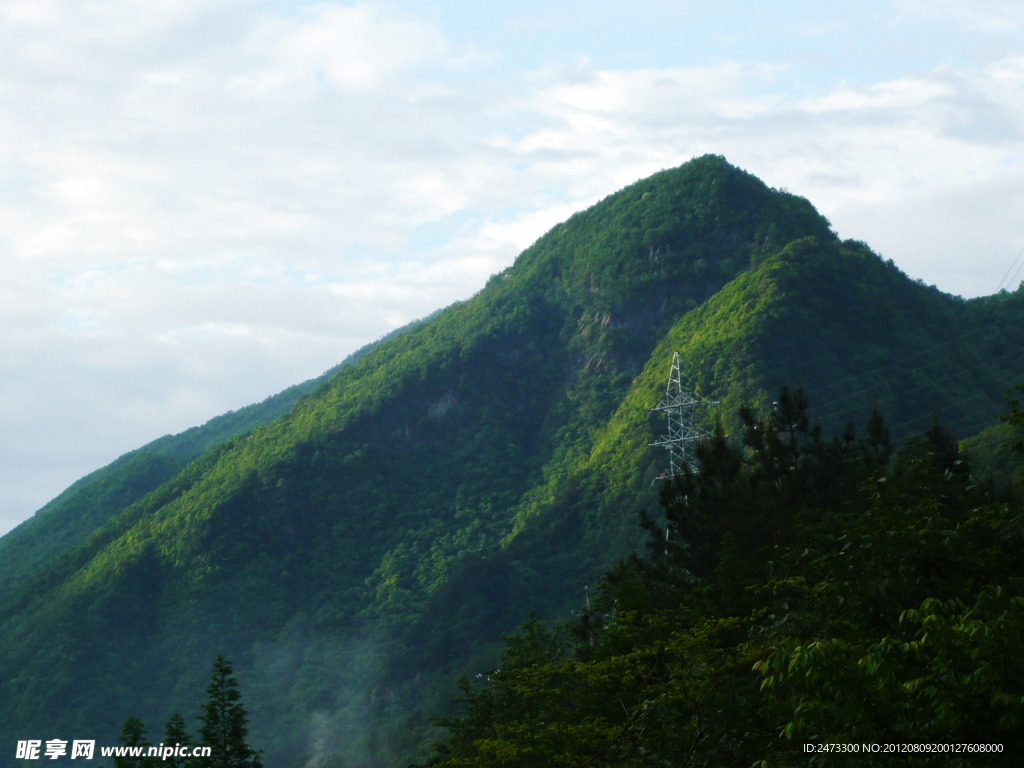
[492,237,1024,595]
[0,383,311,595]
[962,420,1024,489]
[1,156,1022,768]
[0,313,440,595]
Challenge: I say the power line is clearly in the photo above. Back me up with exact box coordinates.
[996,242,1024,294]
[660,240,1024,449]
[799,310,1011,404]
[797,242,1024,403]
[1005,257,1024,295]
[961,433,1023,453]
[789,275,1024,425]
[889,389,1004,431]
[808,346,1024,426]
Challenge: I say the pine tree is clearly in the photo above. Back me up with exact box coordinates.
[162,713,192,768]
[197,656,262,768]
[114,717,154,768]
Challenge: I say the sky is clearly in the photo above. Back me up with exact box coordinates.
[1,0,1023,534]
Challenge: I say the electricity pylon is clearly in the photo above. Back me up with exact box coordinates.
[649,352,719,479]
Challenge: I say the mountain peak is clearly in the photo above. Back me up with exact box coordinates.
[1,160,1019,768]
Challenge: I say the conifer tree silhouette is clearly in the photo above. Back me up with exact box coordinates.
[197,656,262,768]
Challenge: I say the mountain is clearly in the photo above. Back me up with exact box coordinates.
[1,155,1022,768]
[0,312,440,595]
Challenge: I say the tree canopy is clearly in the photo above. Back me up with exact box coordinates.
[198,656,262,768]
[419,389,1024,767]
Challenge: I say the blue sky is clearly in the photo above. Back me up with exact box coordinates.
[1,0,1023,533]
[393,1,1019,84]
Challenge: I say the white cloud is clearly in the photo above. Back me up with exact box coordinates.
[1,1,1024,533]
[273,4,450,92]
[895,0,1024,34]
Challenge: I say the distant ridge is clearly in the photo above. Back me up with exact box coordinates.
[0,309,441,593]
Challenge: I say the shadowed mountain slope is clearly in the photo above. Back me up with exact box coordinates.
[490,237,1024,590]
[1,155,1022,768]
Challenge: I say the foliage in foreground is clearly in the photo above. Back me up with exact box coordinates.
[419,388,1024,767]
[112,656,261,768]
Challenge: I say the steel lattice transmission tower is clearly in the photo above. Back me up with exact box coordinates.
[649,352,719,479]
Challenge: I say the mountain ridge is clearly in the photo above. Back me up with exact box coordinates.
[0,310,443,594]
[1,155,1023,767]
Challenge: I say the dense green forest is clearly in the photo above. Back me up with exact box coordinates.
[418,388,1024,766]
[2,156,1024,768]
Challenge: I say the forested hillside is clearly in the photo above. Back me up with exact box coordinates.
[2,156,1023,768]
[0,311,438,594]
[419,389,1024,767]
